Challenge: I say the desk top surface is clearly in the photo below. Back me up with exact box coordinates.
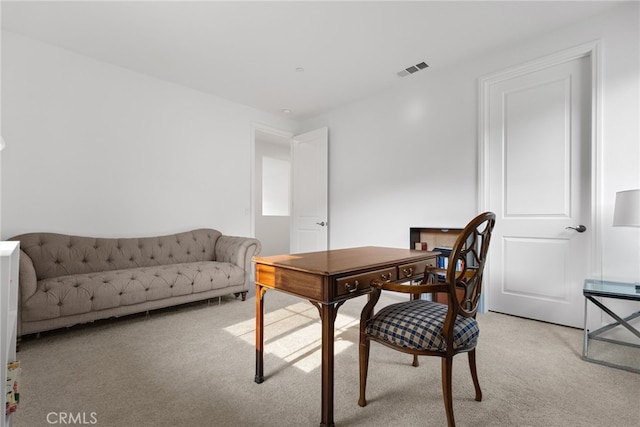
[253,246,439,276]
[584,278,640,299]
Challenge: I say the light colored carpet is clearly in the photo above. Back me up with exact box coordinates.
[12,290,640,427]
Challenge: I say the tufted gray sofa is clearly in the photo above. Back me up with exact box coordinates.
[10,229,261,337]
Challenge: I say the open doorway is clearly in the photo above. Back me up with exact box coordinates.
[253,127,292,256]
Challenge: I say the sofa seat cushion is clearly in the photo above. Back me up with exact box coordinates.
[22,261,244,322]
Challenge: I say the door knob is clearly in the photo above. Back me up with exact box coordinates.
[316,221,327,227]
[566,225,587,233]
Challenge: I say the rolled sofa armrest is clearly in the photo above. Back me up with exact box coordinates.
[17,249,38,337]
[215,235,262,284]
[18,249,38,303]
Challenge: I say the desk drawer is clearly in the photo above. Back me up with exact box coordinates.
[335,267,397,297]
[398,260,431,281]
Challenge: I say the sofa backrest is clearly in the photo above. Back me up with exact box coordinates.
[11,229,222,281]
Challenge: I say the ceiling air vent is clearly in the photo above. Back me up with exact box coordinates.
[397,61,429,77]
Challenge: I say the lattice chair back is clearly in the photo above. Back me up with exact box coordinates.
[445,212,496,319]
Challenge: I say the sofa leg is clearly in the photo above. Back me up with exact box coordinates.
[234,292,248,301]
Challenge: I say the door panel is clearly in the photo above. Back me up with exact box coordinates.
[487,55,591,328]
[504,78,570,216]
[291,127,328,253]
[502,237,569,300]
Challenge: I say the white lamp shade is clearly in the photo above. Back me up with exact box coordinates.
[613,189,640,227]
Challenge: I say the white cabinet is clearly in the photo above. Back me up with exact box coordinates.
[1,241,19,427]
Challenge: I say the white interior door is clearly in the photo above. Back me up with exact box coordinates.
[291,127,328,253]
[485,54,592,328]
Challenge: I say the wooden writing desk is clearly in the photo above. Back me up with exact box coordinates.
[254,246,439,426]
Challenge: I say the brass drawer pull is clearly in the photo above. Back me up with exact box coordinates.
[402,267,414,277]
[380,273,393,282]
[344,280,360,293]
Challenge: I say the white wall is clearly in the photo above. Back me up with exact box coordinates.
[303,3,640,282]
[1,31,298,239]
[596,4,640,282]
[0,10,4,235]
[306,62,480,250]
[1,4,638,284]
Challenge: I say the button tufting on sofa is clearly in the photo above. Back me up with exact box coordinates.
[11,228,261,336]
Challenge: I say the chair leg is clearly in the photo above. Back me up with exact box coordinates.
[441,356,455,427]
[358,338,370,407]
[412,354,419,367]
[468,349,482,401]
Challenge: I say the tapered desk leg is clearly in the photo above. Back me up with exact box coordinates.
[320,303,337,427]
[255,283,265,384]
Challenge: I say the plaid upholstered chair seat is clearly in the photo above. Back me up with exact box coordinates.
[365,299,479,351]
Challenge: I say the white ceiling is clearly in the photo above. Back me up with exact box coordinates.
[1,1,625,121]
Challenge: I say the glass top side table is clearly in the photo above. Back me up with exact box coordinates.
[583,279,640,374]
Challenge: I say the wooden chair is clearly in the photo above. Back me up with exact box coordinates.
[358,212,496,427]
